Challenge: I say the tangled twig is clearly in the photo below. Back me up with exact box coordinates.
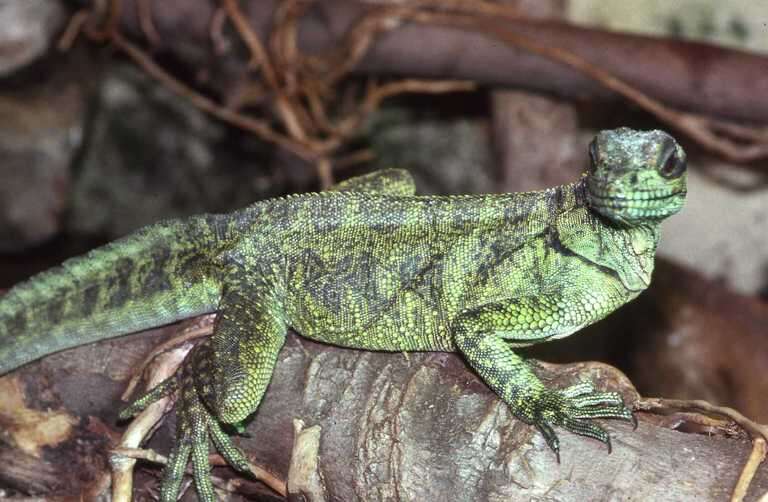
[58,0,768,188]
[319,1,768,163]
[58,0,476,186]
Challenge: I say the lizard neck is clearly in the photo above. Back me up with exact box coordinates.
[597,220,661,292]
[557,208,661,293]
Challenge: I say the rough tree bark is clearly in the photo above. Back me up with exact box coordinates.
[1,318,765,500]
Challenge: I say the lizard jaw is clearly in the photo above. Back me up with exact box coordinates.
[586,181,687,224]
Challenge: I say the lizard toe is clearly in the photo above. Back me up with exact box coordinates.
[159,434,192,502]
[210,419,252,473]
[529,382,633,460]
[159,381,223,501]
[119,376,178,420]
[562,416,612,452]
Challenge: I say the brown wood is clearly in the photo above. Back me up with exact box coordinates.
[115,0,768,124]
[1,325,765,500]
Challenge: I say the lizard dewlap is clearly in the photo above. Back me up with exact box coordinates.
[0,128,686,501]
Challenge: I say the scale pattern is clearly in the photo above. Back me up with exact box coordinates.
[0,130,688,500]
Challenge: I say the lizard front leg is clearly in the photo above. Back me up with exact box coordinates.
[452,299,634,460]
[121,277,286,501]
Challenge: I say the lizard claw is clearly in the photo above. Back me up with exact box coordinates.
[530,381,633,460]
[536,422,561,463]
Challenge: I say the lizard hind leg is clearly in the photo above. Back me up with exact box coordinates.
[201,288,287,424]
[122,286,286,502]
[177,288,285,501]
[149,337,270,502]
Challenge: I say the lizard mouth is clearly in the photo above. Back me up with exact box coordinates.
[587,182,686,222]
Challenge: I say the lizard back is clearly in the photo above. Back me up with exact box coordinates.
[263,183,588,351]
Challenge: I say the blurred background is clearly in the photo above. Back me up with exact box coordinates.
[0,0,766,490]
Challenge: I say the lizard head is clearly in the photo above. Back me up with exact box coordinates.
[585,128,687,226]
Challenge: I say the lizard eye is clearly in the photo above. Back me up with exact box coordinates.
[658,146,686,179]
[588,139,600,172]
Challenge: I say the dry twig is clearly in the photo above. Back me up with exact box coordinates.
[110,343,192,502]
[112,447,288,497]
[136,0,160,46]
[121,315,216,399]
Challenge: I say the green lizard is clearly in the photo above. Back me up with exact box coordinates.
[0,128,687,500]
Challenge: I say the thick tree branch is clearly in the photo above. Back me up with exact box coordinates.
[2,326,767,500]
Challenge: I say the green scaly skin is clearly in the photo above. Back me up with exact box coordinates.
[0,128,687,500]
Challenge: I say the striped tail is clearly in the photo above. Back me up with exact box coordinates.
[0,215,227,374]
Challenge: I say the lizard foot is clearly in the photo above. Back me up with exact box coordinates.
[119,348,252,501]
[531,381,634,462]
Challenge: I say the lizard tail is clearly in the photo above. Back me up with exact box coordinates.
[0,215,226,374]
